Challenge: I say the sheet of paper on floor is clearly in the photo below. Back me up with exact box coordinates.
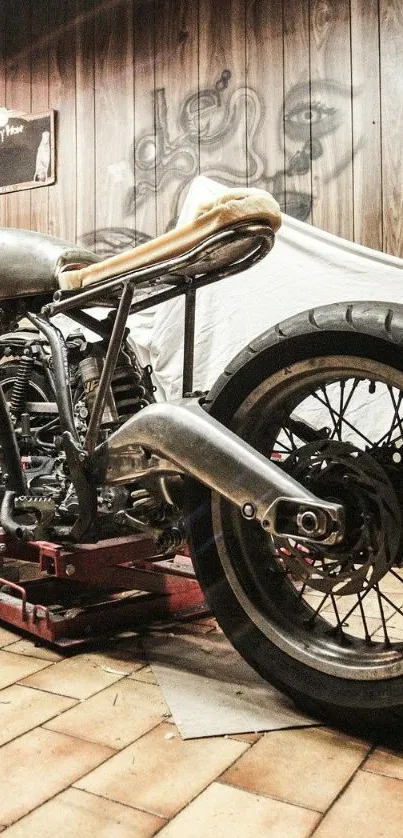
[143,630,319,739]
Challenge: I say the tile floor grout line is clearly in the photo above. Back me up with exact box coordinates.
[0,725,120,758]
[1,647,57,663]
[0,733,122,832]
[307,741,378,837]
[70,718,178,793]
[0,643,62,660]
[41,714,164,750]
[0,787,168,834]
[13,670,139,701]
[216,777,323,815]
[70,784,169,822]
[145,737,260,836]
[65,784,169,824]
[0,701,81,750]
[0,657,55,676]
[1,642,150,666]
[71,725,253,828]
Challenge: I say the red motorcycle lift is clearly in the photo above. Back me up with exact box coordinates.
[0,532,209,649]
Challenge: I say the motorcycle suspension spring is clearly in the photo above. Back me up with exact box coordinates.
[111,365,150,423]
[130,488,156,517]
[10,351,34,418]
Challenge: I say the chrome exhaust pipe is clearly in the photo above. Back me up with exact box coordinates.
[96,399,344,545]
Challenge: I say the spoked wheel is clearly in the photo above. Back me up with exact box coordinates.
[186,303,403,731]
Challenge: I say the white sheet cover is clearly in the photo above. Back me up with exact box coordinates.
[128,176,403,400]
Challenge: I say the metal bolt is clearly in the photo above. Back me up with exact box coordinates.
[65,564,76,576]
[242,503,256,520]
[297,508,327,538]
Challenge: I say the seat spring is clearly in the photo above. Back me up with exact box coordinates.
[9,352,34,418]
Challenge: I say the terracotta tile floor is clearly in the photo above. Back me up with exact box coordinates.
[0,619,402,837]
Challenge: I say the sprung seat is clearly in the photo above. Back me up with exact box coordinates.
[58,188,282,292]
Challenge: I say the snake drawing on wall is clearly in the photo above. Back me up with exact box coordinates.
[85,70,361,255]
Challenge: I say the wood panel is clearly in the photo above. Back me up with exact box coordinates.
[282,0,312,222]
[48,0,77,241]
[94,0,134,250]
[246,0,285,204]
[75,0,95,247]
[133,0,157,241]
[1,0,402,260]
[0,0,7,226]
[198,0,247,187]
[351,0,382,251]
[380,0,403,258]
[309,0,354,239]
[5,0,32,230]
[30,0,49,235]
[154,0,199,233]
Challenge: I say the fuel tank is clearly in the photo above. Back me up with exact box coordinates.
[0,228,100,300]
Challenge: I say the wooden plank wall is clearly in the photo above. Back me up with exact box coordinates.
[0,0,401,257]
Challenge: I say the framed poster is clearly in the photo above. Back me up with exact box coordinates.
[0,108,55,194]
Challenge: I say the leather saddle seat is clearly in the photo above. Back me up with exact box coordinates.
[0,189,281,303]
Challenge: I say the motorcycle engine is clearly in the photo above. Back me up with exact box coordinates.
[0,325,158,540]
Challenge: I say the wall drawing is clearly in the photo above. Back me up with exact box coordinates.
[85,70,361,255]
[131,69,267,228]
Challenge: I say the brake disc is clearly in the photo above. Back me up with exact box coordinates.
[276,440,401,596]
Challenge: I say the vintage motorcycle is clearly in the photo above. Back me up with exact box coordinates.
[0,187,402,732]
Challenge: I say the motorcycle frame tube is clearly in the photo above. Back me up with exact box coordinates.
[98,399,344,545]
[26,312,79,443]
[5,221,312,545]
[84,281,134,452]
[27,221,274,455]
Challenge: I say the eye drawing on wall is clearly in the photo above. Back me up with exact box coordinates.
[277,79,362,220]
[85,71,362,254]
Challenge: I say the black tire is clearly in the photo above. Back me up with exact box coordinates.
[186,301,403,733]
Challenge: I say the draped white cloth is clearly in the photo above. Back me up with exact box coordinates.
[128,176,403,402]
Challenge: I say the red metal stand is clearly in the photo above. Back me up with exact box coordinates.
[0,532,209,648]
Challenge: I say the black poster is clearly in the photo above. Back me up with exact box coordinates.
[0,109,55,194]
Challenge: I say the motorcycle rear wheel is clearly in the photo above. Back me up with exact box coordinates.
[186,302,403,731]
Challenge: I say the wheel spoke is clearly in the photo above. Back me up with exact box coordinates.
[283,426,298,451]
[375,388,403,446]
[388,388,403,440]
[330,594,345,634]
[374,584,391,646]
[311,390,375,447]
[333,378,362,439]
[357,594,372,644]
[376,588,403,620]
[389,568,403,586]
[313,387,341,439]
[305,592,330,624]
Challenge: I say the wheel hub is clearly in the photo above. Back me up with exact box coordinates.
[278,440,402,596]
